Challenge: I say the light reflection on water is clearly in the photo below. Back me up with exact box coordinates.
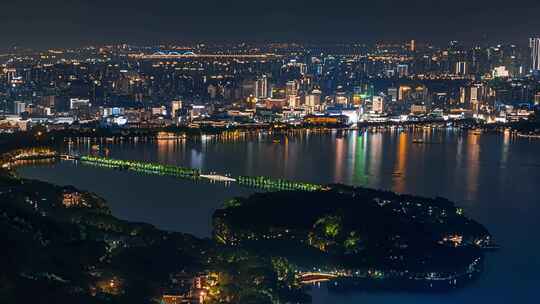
[19,129,540,304]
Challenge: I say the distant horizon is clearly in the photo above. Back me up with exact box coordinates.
[1,0,539,49]
[2,37,539,51]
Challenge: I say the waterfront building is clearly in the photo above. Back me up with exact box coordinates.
[411,104,428,115]
[305,90,322,113]
[372,97,385,114]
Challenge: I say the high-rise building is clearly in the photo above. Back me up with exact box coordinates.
[287,95,300,108]
[352,86,363,105]
[255,75,269,99]
[14,101,26,115]
[285,80,299,98]
[398,86,412,101]
[397,64,409,77]
[207,84,218,99]
[459,87,469,104]
[304,89,322,113]
[534,92,540,105]
[530,37,540,72]
[171,100,182,118]
[372,97,384,113]
[455,61,468,76]
[470,85,485,113]
[40,95,56,109]
[387,88,398,102]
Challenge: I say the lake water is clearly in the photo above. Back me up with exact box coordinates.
[18,129,540,303]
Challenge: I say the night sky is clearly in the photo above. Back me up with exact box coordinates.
[1,0,539,47]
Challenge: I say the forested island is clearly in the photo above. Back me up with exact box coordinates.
[213,188,494,291]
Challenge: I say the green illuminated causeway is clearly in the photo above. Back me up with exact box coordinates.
[236,175,323,191]
[78,155,324,192]
[80,155,201,178]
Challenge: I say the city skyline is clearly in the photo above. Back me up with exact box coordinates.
[1,0,540,48]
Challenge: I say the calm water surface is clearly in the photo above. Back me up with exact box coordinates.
[19,130,540,304]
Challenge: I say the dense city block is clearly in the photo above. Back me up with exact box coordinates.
[0,41,539,134]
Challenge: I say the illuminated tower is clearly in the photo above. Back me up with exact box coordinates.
[530,38,540,72]
[255,75,269,99]
[397,64,409,77]
[171,100,182,118]
[285,80,299,98]
[455,61,467,76]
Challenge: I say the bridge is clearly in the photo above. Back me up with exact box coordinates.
[128,52,281,60]
[71,155,324,192]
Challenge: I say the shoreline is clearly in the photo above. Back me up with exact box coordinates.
[0,132,500,302]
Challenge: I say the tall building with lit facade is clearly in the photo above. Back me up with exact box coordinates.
[372,96,384,113]
[534,92,540,105]
[304,89,322,113]
[455,61,468,76]
[530,37,540,72]
[398,86,412,101]
[285,80,299,98]
[387,88,398,102]
[14,101,26,115]
[171,100,182,118]
[255,75,269,99]
[397,64,409,78]
[470,85,485,113]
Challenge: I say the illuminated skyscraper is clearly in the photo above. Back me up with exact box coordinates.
[530,37,540,72]
[285,80,299,98]
[455,61,467,76]
[470,84,485,113]
[304,89,322,113]
[398,86,412,101]
[255,75,269,99]
[171,100,182,118]
[397,64,409,77]
[387,88,398,102]
[14,101,26,115]
[534,93,540,105]
[372,96,384,113]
